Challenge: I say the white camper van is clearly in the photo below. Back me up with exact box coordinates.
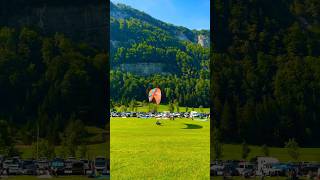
[256,157,281,176]
[190,111,199,118]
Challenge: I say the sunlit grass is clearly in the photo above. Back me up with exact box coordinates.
[17,126,109,160]
[111,117,210,179]
[216,144,320,162]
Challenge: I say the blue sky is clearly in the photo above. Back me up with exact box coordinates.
[111,0,210,30]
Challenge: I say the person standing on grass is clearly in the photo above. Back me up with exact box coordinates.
[156,120,161,125]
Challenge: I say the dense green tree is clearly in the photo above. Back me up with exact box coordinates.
[0,26,107,148]
[212,0,320,146]
[212,128,223,160]
[60,118,87,157]
[261,144,270,157]
[32,139,55,159]
[242,141,251,160]
[285,138,300,161]
[0,120,18,156]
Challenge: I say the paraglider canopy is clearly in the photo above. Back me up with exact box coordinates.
[148,88,161,105]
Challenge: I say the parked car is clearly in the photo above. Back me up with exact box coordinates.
[80,159,92,175]
[64,158,75,175]
[71,161,84,175]
[94,156,106,173]
[256,157,280,176]
[0,155,4,169]
[223,163,239,176]
[36,158,50,175]
[102,166,110,176]
[263,163,283,176]
[236,162,255,176]
[3,158,21,175]
[2,159,12,174]
[21,160,37,175]
[301,165,319,176]
[272,163,293,176]
[50,158,65,175]
[210,164,224,176]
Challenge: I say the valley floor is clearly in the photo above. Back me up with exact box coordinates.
[110,117,210,179]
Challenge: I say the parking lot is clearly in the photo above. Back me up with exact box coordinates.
[111,111,210,119]
[0,155,109,179]
[211,157,320,179]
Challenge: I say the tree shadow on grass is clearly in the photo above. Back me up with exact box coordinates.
[182,123,203,129]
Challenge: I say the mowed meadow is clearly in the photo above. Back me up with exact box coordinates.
[110,117,210,179]
[17,126,109,159]
[219,144,320,162]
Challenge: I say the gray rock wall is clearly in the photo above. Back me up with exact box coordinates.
[119,63,168,76]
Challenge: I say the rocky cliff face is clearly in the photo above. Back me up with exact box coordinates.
[0,0,108,50]
[119,63,168,76]
[198,34,210,47]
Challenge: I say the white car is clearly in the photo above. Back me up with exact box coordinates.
[64,157,76,174]
[3,159,21,175]
[211,164,224,176]
[256,157,280,176]
[236,162,255,175]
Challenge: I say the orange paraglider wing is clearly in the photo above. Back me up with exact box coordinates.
[153,88,161,105]
[148,88,161,105]
[148,88,155,102]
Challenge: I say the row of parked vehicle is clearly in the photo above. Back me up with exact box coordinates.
[111,111,209,119]
[211,157,320,178]
[0,155,109,176]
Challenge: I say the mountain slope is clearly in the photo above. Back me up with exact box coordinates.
[110,2,209,44]
[110,2,210,76]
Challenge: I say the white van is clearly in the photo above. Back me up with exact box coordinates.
[190,111,199,118]
[256,157,280,176]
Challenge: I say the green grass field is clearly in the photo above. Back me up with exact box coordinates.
[111,117,210,179]
[218,144,320,162]
[115,104,210,113]
[17,126,109,159]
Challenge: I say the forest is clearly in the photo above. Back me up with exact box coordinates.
[0,27,107,155]
[212,0,320,146]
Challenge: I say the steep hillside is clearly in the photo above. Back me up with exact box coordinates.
[110,2,209,44]
[110,2,210,76]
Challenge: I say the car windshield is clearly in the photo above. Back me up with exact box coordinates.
[73,163,83,168]
[52,161,64,167]
[95,160,105,166]
[247,165,254,169]
[23,161,34,166]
